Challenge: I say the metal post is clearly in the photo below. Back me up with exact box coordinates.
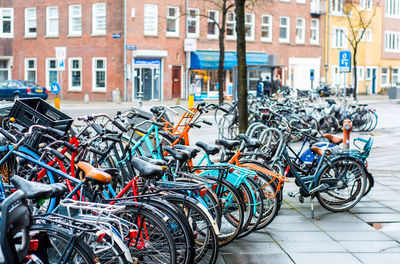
[123,0,127,102]
[60,71,63,100]
[185,0,189,100]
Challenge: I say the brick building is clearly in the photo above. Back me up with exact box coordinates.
[0,0,13,81]
[11,0,124,101]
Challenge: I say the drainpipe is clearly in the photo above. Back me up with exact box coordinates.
[123,0,127,101]
[185,0,189,100]
[325,0,330,84]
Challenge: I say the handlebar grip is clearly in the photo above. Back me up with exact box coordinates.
[112,120,127,132]
[91,123,104,136]
[105,128,119,135]
[203,120,212,126]
[103,136,120,142]
[0,128,17,143]
[62,142,77,152]
[193,123,201,129]
[89,146,104,155]
[45,127,65,138]
[218,107,230,114]
[49,148,65,161]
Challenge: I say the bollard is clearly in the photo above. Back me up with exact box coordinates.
[54,96,60,110]
[343,119,352,150]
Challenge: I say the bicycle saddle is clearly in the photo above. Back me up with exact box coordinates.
[238,134,261,149]
[77,161,112,185]
[195,141,220,155]
[323,134,343,144]
[131,157,164,179]
[10,175,67,199]
[173,145,200,158]
[310,146,331,156]
[215,139,240,151]
[163,146,190,162]
[139,156,167,167]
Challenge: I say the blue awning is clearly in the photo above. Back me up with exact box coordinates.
[190,51,269,70]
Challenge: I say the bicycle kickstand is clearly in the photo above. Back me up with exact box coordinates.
[310,196,315,219]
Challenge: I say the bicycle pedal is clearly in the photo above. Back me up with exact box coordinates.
[287,191,299,198]
[309,183,329,194]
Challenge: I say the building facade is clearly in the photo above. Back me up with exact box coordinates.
[0,0,13,81]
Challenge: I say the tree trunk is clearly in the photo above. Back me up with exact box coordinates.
[235,0,248,133]
[353,47,357,99]
[218,1,227,105]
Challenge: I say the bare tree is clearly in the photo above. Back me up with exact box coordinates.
[343,0,377,98]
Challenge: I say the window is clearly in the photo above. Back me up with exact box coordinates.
[92,3,106,35]
[360,29,372,42]
[261,15,272,42]
[310,19,319,44]
[226,12,236,39]
[366,0,372,9]
[144,4,158,36]
[331,0,344,14]
[166,6,179,37]
[297,0,306,4]
[46,6,59,37]
[360,0,366,10]
[46,59,58,89]
[207,10,219,38]
[332,27,347,49]
[296,18,305,44]
[245,14,255,40]
[381,67,389,86]
[24,58,36,83]
[386,0,400,17]
[0,8,13,38]
[187,8,199,38]
[69,5,82,36]
[392,68,399,85]
[385,31,400,52]
[366,67,372,80]
[93,58,106,91]
[357,66,364,81]
[68,58,82,91]
[25,7,36,37]
[279,16,290,43]
[0,60,11,80]
[310,0,320,13]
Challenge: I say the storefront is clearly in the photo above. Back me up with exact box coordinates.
[189,51,271,98]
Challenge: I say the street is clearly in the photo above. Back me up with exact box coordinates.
[56,95,400,264]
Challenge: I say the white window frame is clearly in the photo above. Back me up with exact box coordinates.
[245,13,255,41]
[310,0,320,13]
[366,0,372,10]
[297,0,306,4]
[331,0,344,15]
[187,8,200,38]
[144,4,158,36]
[68,58,82,92]
[332,27,347,49]
[392,67,399,85]
[381,67,389,86]
[25,7,37,38]
[261,15,273,42]
[385,31,400,52]
[207,10,219,39]
[385,0,400,17]
[69,4,82,36]
[360,29,372,42]
[310,18,319,44]
[0,8,13,38]
[92,3,106,36]
[46,6,59,37]
[166,6,179,37]
[226,11,236,40]
[92,58,107,92]
[280,0,291,3]
[45,58,58,90]
[360,0,366,10]
[295,17,305,44]
[0,58,12,80]
[24,58,37,83]
[279,16,290,43]
[357,66,364,81]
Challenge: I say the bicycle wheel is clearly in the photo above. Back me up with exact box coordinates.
[163,194,219,264]
[30,224,98,264]
[117,203,177,264]
[316,157,367,212]
[214,102,234,124]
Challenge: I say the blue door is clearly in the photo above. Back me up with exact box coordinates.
[372,68,377,94]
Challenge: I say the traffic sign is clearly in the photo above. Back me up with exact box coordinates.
[50,82,61,94]
[58,59,65,71]
[339,51,351,73]
[55,47,67,60]
[310,69,315,80]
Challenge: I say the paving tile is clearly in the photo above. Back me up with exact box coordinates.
[278,241,346,253]
[350,207,396,214]
[264,222,320,232]
[355,201,384,208]
[238,231,275,242]
[315,222,375,231]
[326,231,392,241]
[290,253,362,264]
[338,240,400,253]
[269,231,332,242]
[356,213,400,222]
[221,241,283,255]
[273,214,310,223]
[221,253,294,264]
[354,253,400,264]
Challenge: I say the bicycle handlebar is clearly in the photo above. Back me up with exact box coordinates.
[171,105,194,115]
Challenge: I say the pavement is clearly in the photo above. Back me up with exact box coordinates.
[13,94,400,263]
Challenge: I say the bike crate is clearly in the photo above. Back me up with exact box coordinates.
[8,98,73,149]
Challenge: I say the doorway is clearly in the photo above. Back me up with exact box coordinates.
[171,66,181,98]
[372,68,377,94]
[133,60,161,101]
